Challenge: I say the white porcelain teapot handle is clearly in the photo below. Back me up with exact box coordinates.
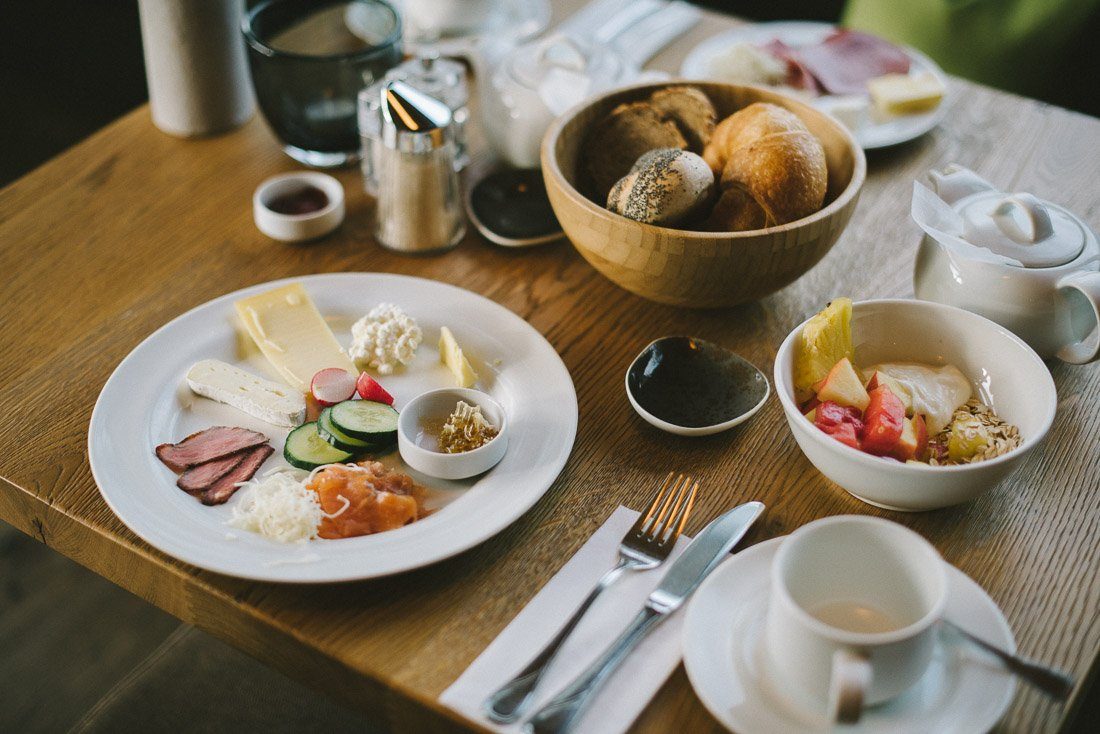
[1060,269,1100,365]
[1056,271,1100,364]
[992,194,1054,244]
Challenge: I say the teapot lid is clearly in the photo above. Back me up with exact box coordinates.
[958,192,1086,268]
[507,34,623,93]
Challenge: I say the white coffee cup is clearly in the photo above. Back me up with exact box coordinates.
[762,516,947,724]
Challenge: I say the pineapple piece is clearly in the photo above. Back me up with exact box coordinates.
[946,418,991,462]
[794,298,854,398]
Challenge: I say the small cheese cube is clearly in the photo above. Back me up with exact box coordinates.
[867,73,945,116]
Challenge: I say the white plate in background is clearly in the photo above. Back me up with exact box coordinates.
[680,21,949,149]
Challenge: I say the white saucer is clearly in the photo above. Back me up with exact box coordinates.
[683,537,1016,733]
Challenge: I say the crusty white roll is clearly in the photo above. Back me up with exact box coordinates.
[702,102,827,231]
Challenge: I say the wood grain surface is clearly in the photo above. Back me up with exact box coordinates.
[1,3,1099,733]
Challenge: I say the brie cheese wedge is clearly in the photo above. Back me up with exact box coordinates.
[186,359,306,427]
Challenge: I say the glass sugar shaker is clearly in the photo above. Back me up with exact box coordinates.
[372,81,465,254]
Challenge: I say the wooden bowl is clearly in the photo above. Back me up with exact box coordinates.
[541,81,866,308]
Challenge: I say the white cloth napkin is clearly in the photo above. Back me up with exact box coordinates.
[440,506,692,734]
[911,180,1024,266]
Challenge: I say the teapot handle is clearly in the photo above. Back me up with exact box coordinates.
[992,194,1054,244]
[1056,271,1100,364]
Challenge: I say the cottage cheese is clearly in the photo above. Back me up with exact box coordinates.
[349,303,422,374]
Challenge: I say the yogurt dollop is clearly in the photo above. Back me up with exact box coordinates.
[866,362,972,434]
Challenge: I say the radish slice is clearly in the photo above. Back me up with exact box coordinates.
[356,372,394,405]
[311,368,357,406]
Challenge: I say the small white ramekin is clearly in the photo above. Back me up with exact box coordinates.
[397,388,508,480]
[253,171,345,242]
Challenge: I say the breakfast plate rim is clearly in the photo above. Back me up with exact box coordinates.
[88,272,578,583]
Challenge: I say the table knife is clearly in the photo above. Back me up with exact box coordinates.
[525,500,766,734]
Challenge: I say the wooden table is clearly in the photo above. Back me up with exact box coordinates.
[1,4,1098,732]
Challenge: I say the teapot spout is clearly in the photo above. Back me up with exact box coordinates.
[927,165,997,205]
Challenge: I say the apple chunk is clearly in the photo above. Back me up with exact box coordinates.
[814,358,870,411]
[863,386,906,456]
[892,414,929,461]
[813,401,864,450]
[866,371,913,414]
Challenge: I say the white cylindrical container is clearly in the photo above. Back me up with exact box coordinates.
[138,0,254,137]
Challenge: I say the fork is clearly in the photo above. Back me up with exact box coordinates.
[484,472,698,723]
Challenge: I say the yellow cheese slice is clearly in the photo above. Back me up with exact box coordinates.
[867,73,945,116]
[234,283,355,392]
[439,326,478,388]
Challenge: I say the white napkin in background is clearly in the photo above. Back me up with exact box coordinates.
[440,506,692,734]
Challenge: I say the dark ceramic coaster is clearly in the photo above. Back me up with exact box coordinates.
[466,168,564,247]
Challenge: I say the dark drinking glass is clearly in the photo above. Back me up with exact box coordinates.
[243,0,402,168]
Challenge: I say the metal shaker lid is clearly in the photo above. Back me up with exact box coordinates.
[380,80,453,153]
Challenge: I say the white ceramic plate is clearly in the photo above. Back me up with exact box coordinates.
[88,273,577,583]
[683,538,1016,733]
[680,21,949,149]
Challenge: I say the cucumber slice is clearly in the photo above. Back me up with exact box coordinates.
[318,407,376,453]
[283,421,352,470]
[330,400,399,443]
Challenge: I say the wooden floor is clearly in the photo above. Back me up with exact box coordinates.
[0,520,376,732]
[0,522,177,731]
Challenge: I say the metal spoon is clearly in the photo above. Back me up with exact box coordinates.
[625,336,769,436]
[941,619,1075,700]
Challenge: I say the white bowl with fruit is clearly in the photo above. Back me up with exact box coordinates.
[774,298,1056,511]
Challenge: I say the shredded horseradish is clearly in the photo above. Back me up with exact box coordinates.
[228,468,324,543]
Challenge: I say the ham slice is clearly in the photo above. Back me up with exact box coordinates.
[793,29,910,96]
[761,39,822,94]
[155,426,268,473]
[200,444,274,506]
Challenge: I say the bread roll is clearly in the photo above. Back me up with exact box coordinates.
[648,86,717,152]
[583,102,687,200]
[701,103,827,231]
[704,185,768,231]
[703,102,806,175]
[607,149,715,226]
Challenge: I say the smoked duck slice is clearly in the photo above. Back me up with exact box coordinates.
[200,444,274,506]
[155,426,268,473]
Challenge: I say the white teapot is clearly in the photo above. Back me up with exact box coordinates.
[479,34,627,169]
[913,165,1100,363]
